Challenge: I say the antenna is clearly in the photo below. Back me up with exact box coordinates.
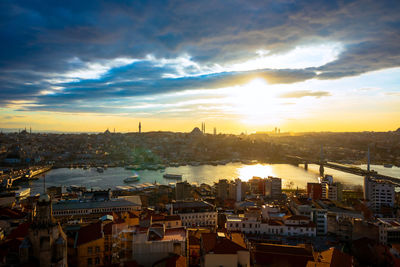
[367,146,370,172]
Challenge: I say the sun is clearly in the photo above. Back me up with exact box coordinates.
[228,78,282,126]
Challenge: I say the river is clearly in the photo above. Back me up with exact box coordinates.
[23,163,400,194]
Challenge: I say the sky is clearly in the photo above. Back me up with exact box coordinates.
[0,0,399,133]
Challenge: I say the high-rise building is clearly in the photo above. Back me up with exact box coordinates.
[320,175,333,198]
[265,177,282,199]
[327,182,343,201]
[364,176,395,213]
[217,179,229,200]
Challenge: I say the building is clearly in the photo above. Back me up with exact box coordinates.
[200,232,250,267]
[290,197,327,236]
[20,193,68,266]
[364,176,395,213]
[327,182,343,201]
[132,224,187,266]
[376,218,400,245]
[175,181,192,200]
[265,177,282,199]
[307,183,323,200]
[170,201,217,227]
[52,197,141,217]
[306,247,353,267]
[226,214,316,237]
[216,179,229,200]
[235,179,246,202]
[320,175,333,198]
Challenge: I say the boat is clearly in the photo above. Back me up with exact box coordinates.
[124,175,140,183]
[97,167,104,173]
[163,174,182,180]
[384,164,393,168]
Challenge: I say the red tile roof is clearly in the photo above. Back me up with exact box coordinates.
[76,222,103,246]
[201,233,246,255]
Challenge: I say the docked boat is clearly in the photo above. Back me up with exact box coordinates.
[384,164,393,168]
[163,174,182,179]
[97,167,104,173]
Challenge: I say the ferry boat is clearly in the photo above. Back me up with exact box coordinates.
[124,176,140,183]
[163,174,182,180]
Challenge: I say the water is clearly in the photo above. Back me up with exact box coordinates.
[26,163,400,194]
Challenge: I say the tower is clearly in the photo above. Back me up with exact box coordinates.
[367,146,370,172]
[139,122,141,134]
[21,193,68,266]
[213,127,216,136]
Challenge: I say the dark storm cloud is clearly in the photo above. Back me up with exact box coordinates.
[0,0,399,111]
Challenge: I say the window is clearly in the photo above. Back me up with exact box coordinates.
[95,246,100,253]
[95,257,100,265]
[87,258,93,266]
[88,247,93,254]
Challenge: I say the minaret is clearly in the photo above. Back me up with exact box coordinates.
[30,126,32,134]
[139,122,141,134]
[214,127,216,136]
[203,122,206,134]
[367,146,370,172]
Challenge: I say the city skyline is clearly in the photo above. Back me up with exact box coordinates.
[1,0,400,133]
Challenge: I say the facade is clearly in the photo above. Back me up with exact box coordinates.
[364,177,395,213]
[20,193,68,267]
[265,177,282,199]
[290,197,327,236]
[320,175,333,198]
[327,182,343,201]
[170,201,217,227]
[226,215,316,237]
[132,225,187,266]
[307,183,323,200]
[176,181,192,200]
[200,233,250,267]
[52,197,141,217]
[377,218,400,245]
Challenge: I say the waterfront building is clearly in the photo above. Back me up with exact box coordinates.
[169,200,217,227]
[52,196,141,217]
[320,175,333,198]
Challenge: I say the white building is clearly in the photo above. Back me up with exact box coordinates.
[169,201,217,227]
[226,215,316,237]
[327,182,343,201]
[265,177,282,199]
[132,224,187,266]
[364,176,395,213]
[290,197,327,235]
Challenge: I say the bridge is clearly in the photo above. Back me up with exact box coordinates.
[0,166,52,189]
[285,155,400,185]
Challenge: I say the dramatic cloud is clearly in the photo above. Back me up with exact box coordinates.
[0,0,399,114]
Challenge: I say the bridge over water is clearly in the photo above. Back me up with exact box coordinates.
[285,155,400,185]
